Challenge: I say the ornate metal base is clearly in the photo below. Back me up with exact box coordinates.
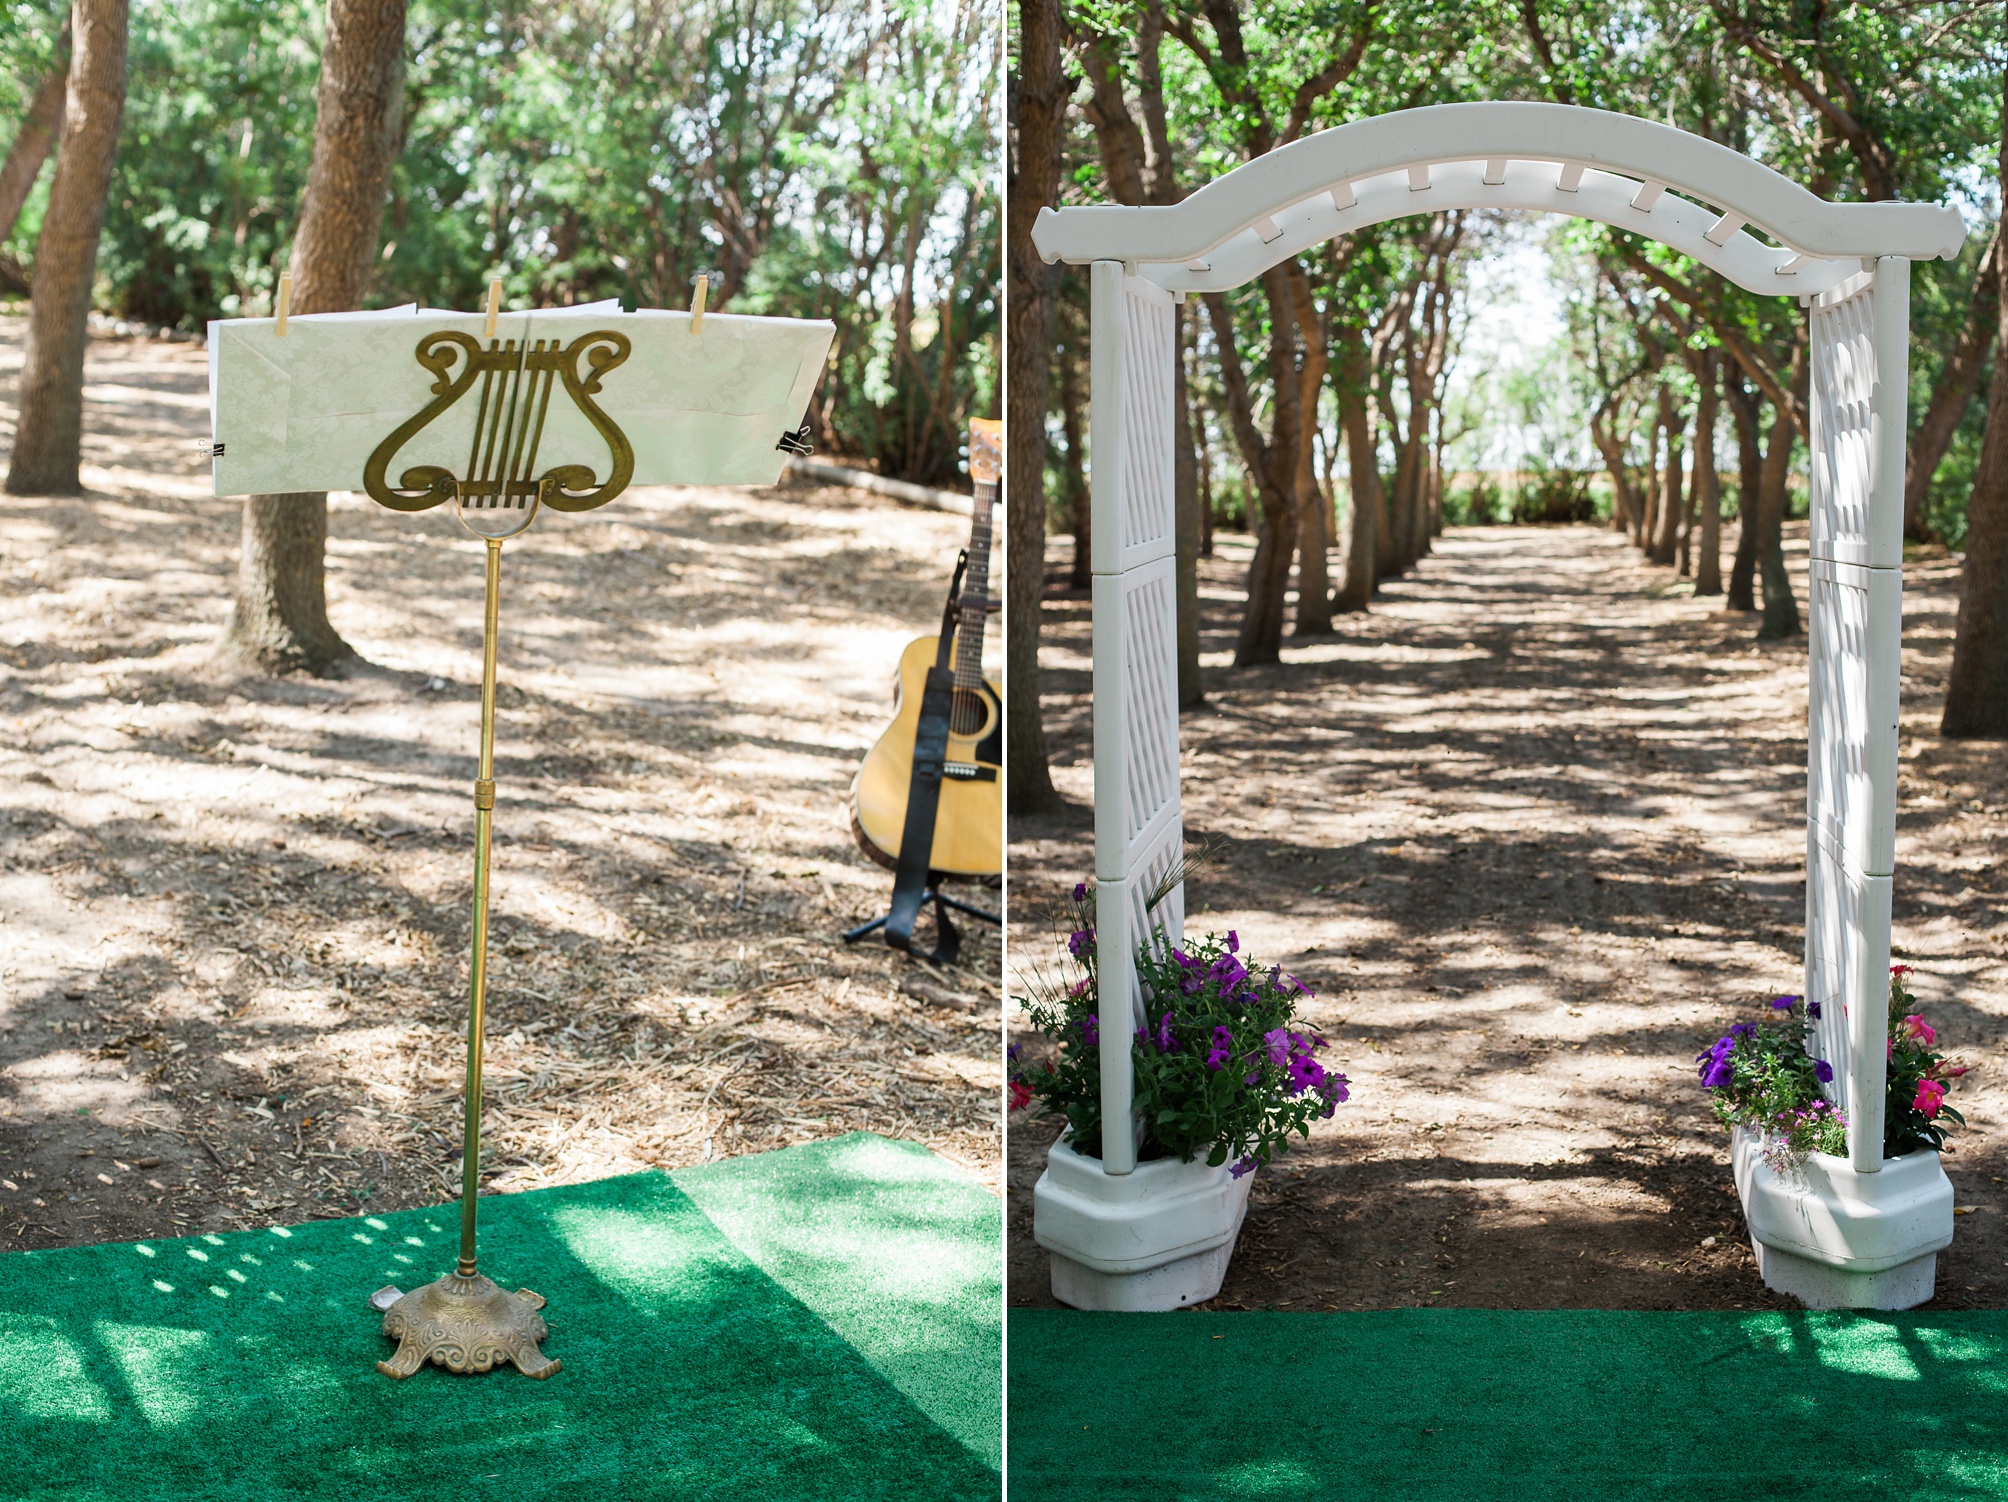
[372,1273,560,1379]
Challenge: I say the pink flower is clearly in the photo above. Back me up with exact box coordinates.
[1892,964,1914,978]
[1914,1078,1947,1119]
[1008,1080,1033,1111]
[1904,1014,1936,1046]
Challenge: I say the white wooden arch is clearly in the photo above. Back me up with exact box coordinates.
[1032,102,1967,1177]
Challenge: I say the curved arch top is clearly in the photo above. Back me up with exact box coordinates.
[1033,102,1967,296]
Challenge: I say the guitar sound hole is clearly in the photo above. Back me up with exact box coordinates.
[949,687,988,737]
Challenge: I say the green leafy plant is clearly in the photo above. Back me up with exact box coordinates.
[1697,969,1972,1169]
[1012,883,1347,1177]
[1884,965,1971,1156]
[1697,994,1847,1171]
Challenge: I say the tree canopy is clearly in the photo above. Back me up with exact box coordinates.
[0,0,999,484]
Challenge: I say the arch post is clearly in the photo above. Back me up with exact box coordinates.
[1089,259,1184,1175]
[1804,255,1909,1172]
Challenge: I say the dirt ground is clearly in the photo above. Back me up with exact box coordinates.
[1009,522,2008,1311]
[0,317,1000,1253]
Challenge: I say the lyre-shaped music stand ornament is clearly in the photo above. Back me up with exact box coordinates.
[209,291,835,1378]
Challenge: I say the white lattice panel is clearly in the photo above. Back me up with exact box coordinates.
[1093,555,1182,881]
[1091,828,1184,1176]
[1809,259,1909,568]
[1090,263,1177,574]
[1806,558,1899,876]
[1809,273,1876,566]
[1803,258,1907,1171]
[1806,847,1892,1171]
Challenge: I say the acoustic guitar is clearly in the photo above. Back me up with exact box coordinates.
[850,419,1002,878]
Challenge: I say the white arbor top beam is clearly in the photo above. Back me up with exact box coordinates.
[1032,102,1967,297]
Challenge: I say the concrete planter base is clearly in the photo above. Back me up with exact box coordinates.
[1032,1136,1255,1312]
[1732,1126,1954,1310]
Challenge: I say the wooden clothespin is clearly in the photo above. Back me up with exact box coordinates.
[275,272,292,336]
[690,270,719,335]
[484,277,503,341]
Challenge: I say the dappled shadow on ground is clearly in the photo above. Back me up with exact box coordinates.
[0,318,1000,1251]
[1010,523,2008,1311]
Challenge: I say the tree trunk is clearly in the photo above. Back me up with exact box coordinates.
[1059,329,1091,589]
[225,0,404,671]
[1374,435,1399,579]
[1725,368,1763,612]
[1205,269,1308,669]
[1943,84,2008,737]
[3,0,126,497]
[221,0,406,674]
[1590,407,1642,538]
[1692,351,1723,596]
[1756,383,1801,640]
[0,24,69,249]
[1197,422,1214,558]
[1333,323,1377,613]
[1639,394,1665,556]
[1651,387,1685,565]
[1174,299,1203,707]
[1003,0,1065,810]
[1906,230,1999,541]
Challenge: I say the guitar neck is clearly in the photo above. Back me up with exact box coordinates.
[952,479,995,694]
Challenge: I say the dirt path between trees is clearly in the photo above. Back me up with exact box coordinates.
[1010,523,2008,1311]
[0,318,999,1252]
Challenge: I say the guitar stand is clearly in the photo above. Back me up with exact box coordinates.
[842,883,1000,966]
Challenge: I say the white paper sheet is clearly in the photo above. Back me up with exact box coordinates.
[207,304,836,499]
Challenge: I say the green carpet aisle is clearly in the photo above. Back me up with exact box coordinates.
[672,1132,1001,1469]
[0,1133,999,1502]
[1009,1309,2008,1500]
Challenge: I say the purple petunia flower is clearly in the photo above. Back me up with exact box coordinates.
[1205,1025,1233,1072]
[1073,882,1088,903]
[1226,930,1239,954]
[1287,1053,1327,1095]
[1770,995,1799,1010]
[1263,1027,1291,1066]
[1230,1157,1256,1179]
[1807,1000,1822,1019]
[1697,1035,1737,1089]
[1081,1014,1099,1045]
[1814,1059,1834,1084]
[1316,1073,1351,1117]
[1067,928,1095,960]
[1007,1043,1021,1062]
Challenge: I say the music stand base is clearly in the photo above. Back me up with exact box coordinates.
[373,1273,561,1380]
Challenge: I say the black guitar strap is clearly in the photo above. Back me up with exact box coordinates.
[886,551,968,964]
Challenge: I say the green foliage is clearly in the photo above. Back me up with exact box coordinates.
[3,0,996,483]
[1885,967,1970,1158]
[1697,996,1848,1168]
[1510,465,1595,524]
[1015,889,1348,1173]
[1445,473,1502,526]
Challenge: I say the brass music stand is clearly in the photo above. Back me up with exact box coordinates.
[362,322,636,1379]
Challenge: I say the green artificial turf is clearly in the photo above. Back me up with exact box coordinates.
[672,1132,1001,1469]
[1009,1308,2008,1501]
[0,1133,998,1502]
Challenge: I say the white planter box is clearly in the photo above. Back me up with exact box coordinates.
[1732,1126,1955,1310]
[1032,1136,1255,1311]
